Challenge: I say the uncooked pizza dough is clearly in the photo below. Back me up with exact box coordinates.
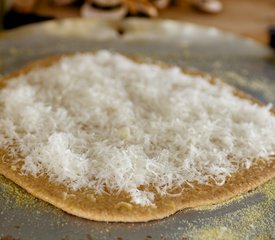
[0,51,274,222]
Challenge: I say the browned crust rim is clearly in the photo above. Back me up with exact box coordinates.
[0,54,274,222]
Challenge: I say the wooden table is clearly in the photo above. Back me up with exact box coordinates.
[159,0,275,45]
[25,0,275,45]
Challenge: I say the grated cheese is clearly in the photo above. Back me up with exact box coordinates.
[0,51,274,206]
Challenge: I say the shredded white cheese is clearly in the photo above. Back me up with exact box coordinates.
[0,51,274,206]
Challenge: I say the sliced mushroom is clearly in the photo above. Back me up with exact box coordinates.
[151,0,171,9]
[124,0,158,17]
[192,0,223,14]
[80,1,127,19]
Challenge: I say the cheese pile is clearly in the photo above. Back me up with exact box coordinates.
[0,51,274,206]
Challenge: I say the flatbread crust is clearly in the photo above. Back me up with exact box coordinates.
[0,56,274,222]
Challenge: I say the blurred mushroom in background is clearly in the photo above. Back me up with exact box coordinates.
[191,0,223,14]
[80,0,223,18]
[81,0,128,19]
[8,0,223,20]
